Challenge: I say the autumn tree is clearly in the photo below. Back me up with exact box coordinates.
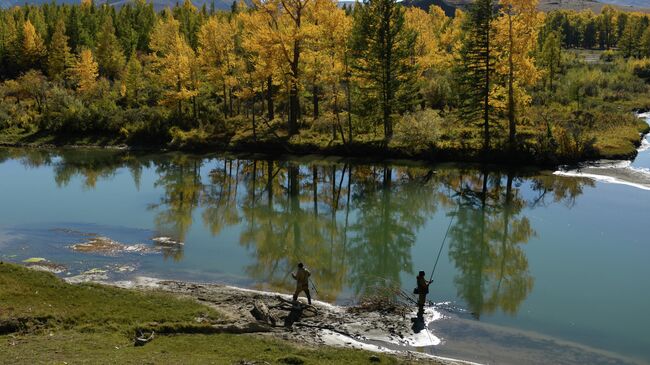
[618,15,647,58]
[198,15,242,119]
[47,19,73,83]
[149,14,199,120]
[303,0,351,140]
[351,0,417,139]
[240,9,282,122]
[494,0,542,150]
[598,6,617,50]
[174,0,203,50]
[250,0,313,135]
[96,17,126,80]
[22,19,47,71]
[122,52,145,107]
[404,5,464,109]
[641,26,650,58]
[72,48,99,94]
[539,31,561,91]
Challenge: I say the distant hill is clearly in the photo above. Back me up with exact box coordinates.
[600,0,650,7]
[404,0,650,14]
[0,0,648,13]
[0,0,239,11]
[401,0,457,16]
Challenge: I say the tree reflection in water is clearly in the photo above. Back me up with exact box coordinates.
[9,148,594,318]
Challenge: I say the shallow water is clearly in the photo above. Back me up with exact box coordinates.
[0,146,649,364]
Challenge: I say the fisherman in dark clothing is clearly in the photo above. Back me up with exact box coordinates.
[416,270,431,318]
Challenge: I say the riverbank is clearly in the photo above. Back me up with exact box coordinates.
[1,112,649,168]
[0,263,461,365]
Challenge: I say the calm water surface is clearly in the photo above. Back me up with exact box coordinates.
[0,147,649,364]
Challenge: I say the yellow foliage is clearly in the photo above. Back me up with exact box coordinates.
[492,0,542,113]
[150,16,199,112]
[72,49,99,94]
[22,20,46,65]
[404,5,463,81]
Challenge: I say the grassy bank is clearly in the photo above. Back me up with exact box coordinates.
[0,263,420,364]
[2,112,648,167]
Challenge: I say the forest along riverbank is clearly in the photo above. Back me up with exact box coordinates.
[555,112,650,189]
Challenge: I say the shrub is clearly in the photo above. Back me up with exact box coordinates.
[393,109,444,151]
[631,59,650,82]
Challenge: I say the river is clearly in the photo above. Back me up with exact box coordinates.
[1,119,649,364]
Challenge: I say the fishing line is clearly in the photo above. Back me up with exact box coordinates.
[428,201,460,283]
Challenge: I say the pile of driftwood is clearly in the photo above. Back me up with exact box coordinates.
[348,284,412,317]
[250,296,318,328]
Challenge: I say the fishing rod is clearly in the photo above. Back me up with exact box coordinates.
[309,278,319,297]
[428,195,462,284]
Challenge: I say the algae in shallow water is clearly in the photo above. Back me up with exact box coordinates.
[22,257,46,263]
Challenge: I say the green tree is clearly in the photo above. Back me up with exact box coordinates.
[456,0,497,152]
[122,52,145,107]
[96,17,126,80]
[641,26,650,58]
[351,0,417,139]
[539,31,561,91]
[47,19,73,83]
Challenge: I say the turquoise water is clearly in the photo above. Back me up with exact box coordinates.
[0,147,649,364]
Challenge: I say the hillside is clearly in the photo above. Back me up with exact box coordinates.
[406,0,650,14]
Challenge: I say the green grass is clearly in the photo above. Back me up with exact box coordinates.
[0,263,422,364]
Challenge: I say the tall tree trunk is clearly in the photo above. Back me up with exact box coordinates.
[507,9,516,151]
[223,81,228,119]
[252,97,257,141]
[229,87,234,117]
[289,11,301,136]
[344,51,353,144]
[267,77,274,120]
[312,84,319,120]
[483,17,491,153]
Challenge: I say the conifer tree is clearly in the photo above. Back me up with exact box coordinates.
[351,0,417,139]
[72,48,99,94]
[22,19,47,71]
[96,17,126,80]
[0,12,21,77]
[123,51,144,107]
[150,15,198,118]
[539,31,561,91]
[47,19,73,83]
[641,27,650,58]
[494,0,541,150]
[456,0,497,152]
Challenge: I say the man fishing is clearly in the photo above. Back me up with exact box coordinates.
[416,270,432,318]
[292,262,312,305]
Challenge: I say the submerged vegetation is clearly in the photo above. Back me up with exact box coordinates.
[0,0,648,164]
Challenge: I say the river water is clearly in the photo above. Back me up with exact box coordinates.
[1,119,649,364]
